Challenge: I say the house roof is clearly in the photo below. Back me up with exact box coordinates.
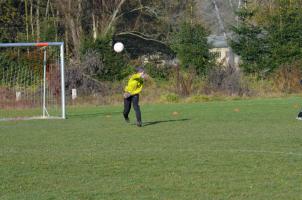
[207,35,229,48]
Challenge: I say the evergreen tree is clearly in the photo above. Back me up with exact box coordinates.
[265,0,302,67]
[230,7,272,75]
[230,0,302,76]
[171,22,213,75]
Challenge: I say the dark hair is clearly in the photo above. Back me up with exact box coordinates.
[136,67,144,73]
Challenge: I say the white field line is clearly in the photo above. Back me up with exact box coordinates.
[2,148,302,157]
[92,148,302,156]
[199,148,302,157]
[0,116,63,122]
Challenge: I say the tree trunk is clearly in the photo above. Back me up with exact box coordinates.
[30,0,34,39]
[24,0,29,41]
[104,0,126,36]
[212,0,226,39]
[55,10,59,41]
[66,0,82,59]
[92,13,98,40]
[229,0,234,10]
[49,1,58,41]
[76,0,83,39]
[45,0,50,18]
[69,18,80,56]
[65,26,69,58]
[36,0,40,41]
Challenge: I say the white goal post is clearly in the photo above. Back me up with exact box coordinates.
[0,42,65,121]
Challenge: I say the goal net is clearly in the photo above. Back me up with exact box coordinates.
[0,42,65,121]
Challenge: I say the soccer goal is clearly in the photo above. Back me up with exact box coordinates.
[0,42,65,121]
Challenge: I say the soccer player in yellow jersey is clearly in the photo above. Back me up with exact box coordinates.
[123,67,146,127]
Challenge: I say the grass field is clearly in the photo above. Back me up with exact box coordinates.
[1,97,302,200]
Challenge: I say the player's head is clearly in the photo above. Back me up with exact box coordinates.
[136,67,146,78]
[136,67,145,73]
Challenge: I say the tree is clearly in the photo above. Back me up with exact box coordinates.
[230,7,271,75]
[80,35,130,81]
[230,0,302,76]
[0,1,24,42]
[171,22,213,75]
[55,0,83,59]
[265,0,302,66]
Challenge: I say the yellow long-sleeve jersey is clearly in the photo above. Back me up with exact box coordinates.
[124,73,144,95]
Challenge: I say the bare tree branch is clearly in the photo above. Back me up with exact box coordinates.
[103,0,126,36]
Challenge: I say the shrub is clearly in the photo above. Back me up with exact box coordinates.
[144,62,171,80]
[65,59,110,97]
[205,65,250,96]
[243,75,275,97]
[186,95,210,103]
[171,66,197,96]
[160,93,180,103]
[272,62,302,93]
[80,36,131,81]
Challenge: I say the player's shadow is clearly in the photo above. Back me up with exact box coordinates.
[143,118,189,127]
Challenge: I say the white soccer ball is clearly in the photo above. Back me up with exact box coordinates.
[113,42,124,53]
